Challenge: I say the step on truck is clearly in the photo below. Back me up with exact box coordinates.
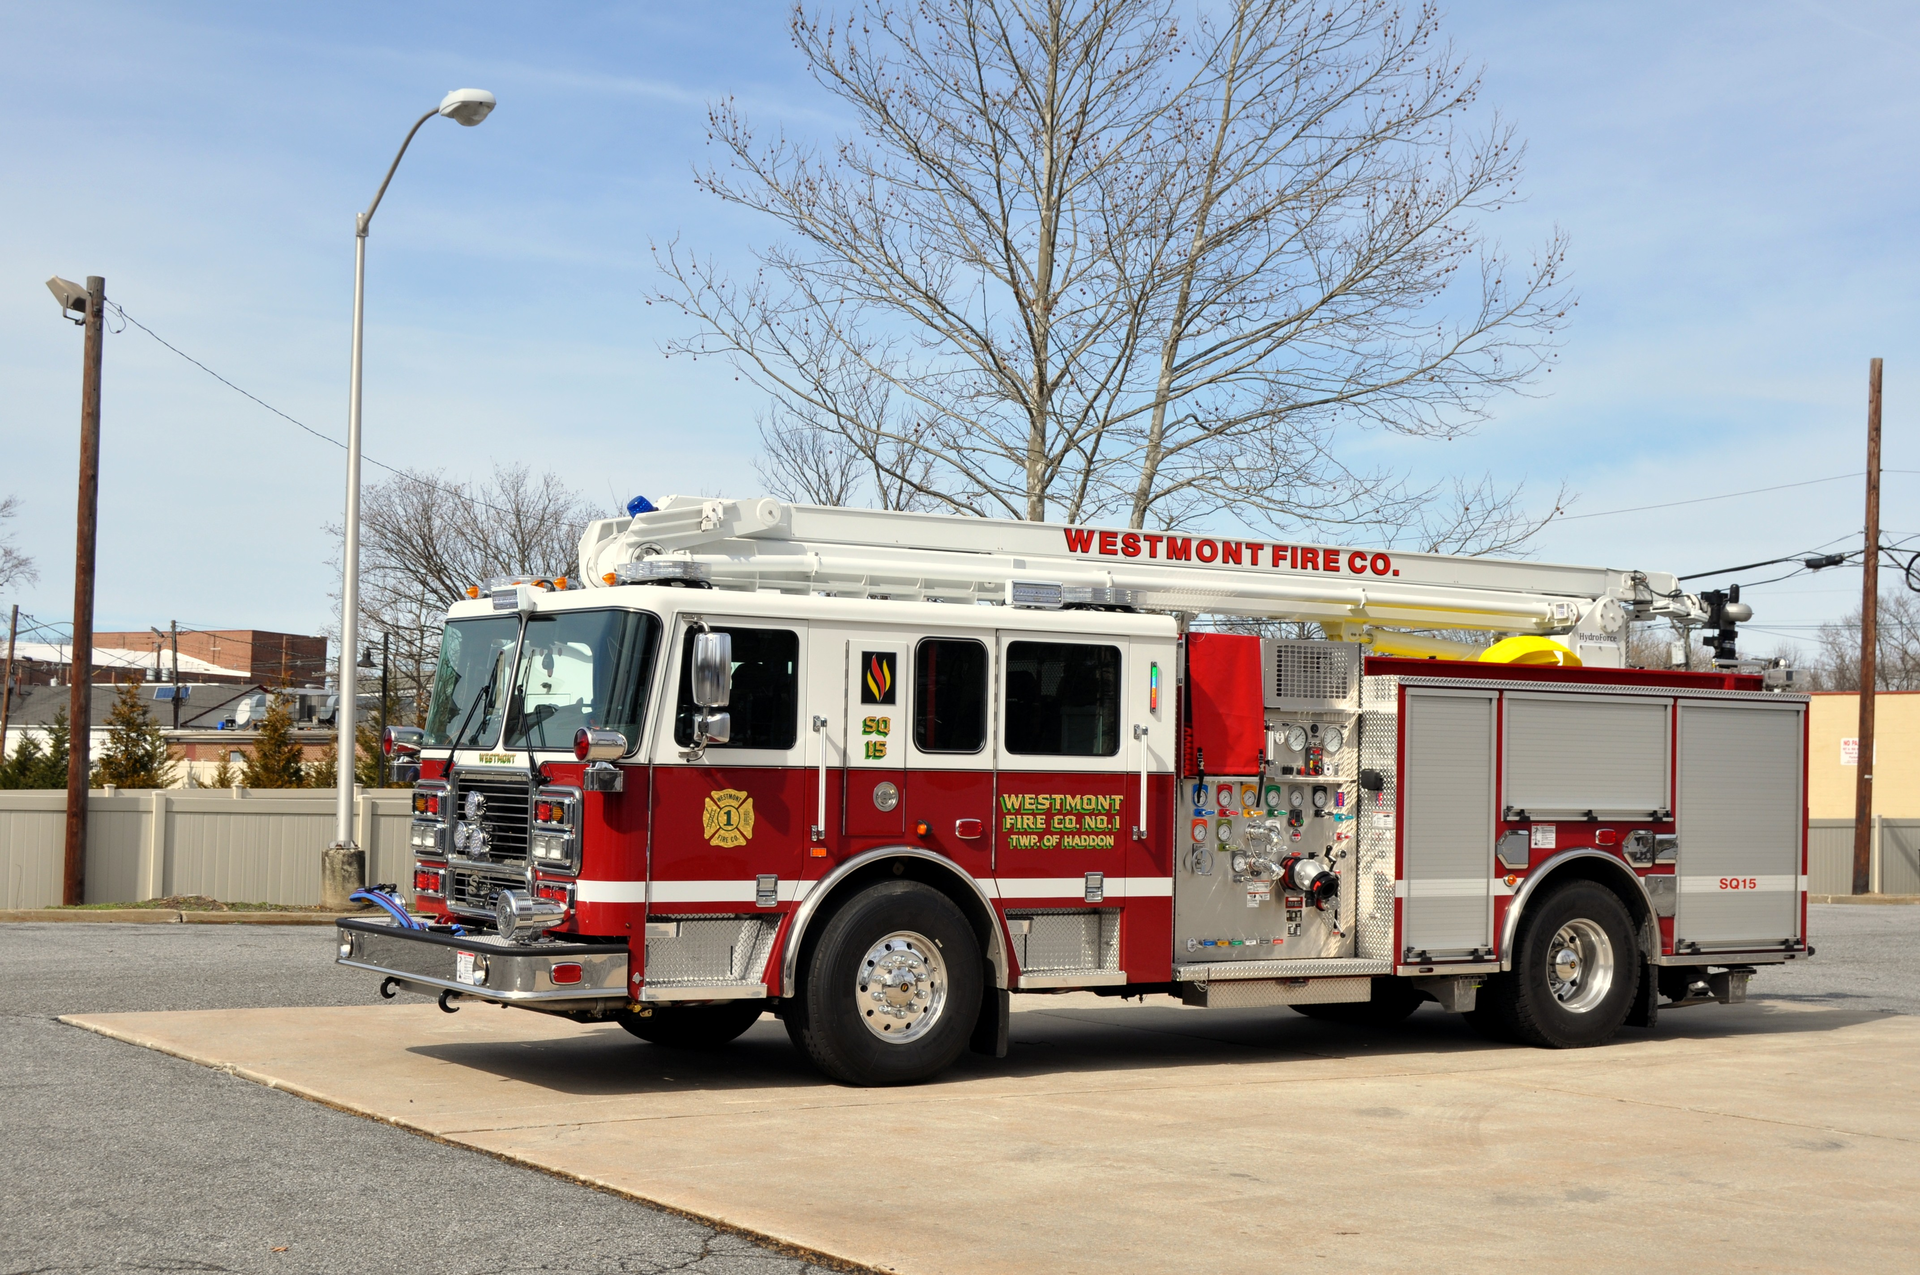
[338,495,1811,1085]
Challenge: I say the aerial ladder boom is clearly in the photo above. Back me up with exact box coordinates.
[578,496,1714,668]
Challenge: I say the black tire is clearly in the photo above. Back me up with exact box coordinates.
[1479,880,1640,1048]
[1290,976,1424,1025]
[617,999,767,1049]
[786,880,983,1086]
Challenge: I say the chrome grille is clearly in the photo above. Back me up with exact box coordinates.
[448,865,527,917]
[452,770,532,864]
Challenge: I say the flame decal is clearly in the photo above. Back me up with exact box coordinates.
[865,654,892,700]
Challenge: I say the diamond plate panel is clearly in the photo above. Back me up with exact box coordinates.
[1008,909,1120,973]
[1356,674,1400,962]
[644,915,779,987]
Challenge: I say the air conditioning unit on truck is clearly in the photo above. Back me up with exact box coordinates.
[340,496,1812,1086]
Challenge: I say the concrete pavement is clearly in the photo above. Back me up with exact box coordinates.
[67,978,1919,1274]
[6,907,1915,1274]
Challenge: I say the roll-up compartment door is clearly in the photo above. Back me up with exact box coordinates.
[1400,689,1496,960]
[1502,694,1670,819]
[1675,702,1804,951]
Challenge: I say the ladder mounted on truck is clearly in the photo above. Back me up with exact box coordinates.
[577,496,1716,668]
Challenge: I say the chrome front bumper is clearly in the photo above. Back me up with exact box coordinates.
[335,916,629,1006]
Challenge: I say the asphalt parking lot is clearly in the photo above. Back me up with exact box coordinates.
[3,904,1914,1274]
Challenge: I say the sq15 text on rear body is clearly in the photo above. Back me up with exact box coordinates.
[339,496,1810,1084]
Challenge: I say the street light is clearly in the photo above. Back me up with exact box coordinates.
[327,88,495,909]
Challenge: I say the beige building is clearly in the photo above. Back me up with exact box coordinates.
[1807,691,1920,819]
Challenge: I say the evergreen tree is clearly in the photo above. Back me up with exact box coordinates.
[240,694,305,788]
[1,709,74,789]
[94,681,179,789]
[305,721,385,790]
[206,751,236,789]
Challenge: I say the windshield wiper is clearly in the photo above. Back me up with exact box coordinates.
[441,649,505,775]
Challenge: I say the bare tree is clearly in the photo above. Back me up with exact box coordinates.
[657,0,1568,547]
[334,466,602,723]
[1803,592,1920,691]
[0,495,36,592]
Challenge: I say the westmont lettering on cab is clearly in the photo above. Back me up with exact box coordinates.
[1061,527,1398,576]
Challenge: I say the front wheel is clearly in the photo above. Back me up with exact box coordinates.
[786,881,983,1086]
[1480,880,1640,1048]
[617,999,767,1049]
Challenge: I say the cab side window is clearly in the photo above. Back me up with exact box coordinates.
[914,638,988,753]
[673,626,799,750]
[1004,641,1120,756]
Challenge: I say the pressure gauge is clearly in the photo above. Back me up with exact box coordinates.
[1231,852,1249,874]
[1289,788,1305,810]
[1216,819,1234,843]
[1321,725,1345,755]
[1216,783,1235,810]
[1191,818,1209,844]
[1284,724,1308,752]
[1311,785,1330,811]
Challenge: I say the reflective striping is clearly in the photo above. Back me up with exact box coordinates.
[1394,878,1491,899]
[1678,874,1798,894]
[574,879,646,904]
[990,876,1172,899]
[577,876,1173,905]
[576,879,815,905]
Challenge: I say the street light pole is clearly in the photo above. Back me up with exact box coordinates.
[325,89,496,911]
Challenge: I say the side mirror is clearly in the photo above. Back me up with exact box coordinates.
[692,631,732,707]
[696,710,730,745]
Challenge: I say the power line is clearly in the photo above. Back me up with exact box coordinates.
[1551,470,1920,523]
[106,301,527,520]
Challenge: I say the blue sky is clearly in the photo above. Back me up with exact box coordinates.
[0,1,1914,658]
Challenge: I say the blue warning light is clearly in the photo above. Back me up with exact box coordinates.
[626,495,656,517]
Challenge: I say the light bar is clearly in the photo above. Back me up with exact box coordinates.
[612,559,711,586]
[1009,581,1063,610]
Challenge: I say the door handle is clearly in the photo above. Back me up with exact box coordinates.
[811,715,829,842]
[955,818,984,840]
[1132,723,1149,840]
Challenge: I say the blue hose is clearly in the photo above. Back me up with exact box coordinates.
[349,887,423,930]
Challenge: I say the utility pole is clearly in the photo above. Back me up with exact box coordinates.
[379,631,390,787]
[170,621,180,729]
[1852,358,1883,897]
[65,275,105,907]
[0,604,18,752]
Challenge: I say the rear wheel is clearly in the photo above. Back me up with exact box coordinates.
[1479,880,1639,1048]
[1291,976,1424,1025]
[617,999,766,1049]
[786,880,982,1086]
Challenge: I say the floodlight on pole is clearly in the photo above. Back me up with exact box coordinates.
[327,90,495,909]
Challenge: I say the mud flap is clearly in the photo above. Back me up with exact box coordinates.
[970,986,1009,1058]
[1625,957,1658,1030]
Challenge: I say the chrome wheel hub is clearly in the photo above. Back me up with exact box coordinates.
[1545,917,1614,1014]
[856,930,947,1044]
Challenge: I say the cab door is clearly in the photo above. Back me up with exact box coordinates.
[647,619,811,914]
[993,633,1133,980]
[844,642,907,841]
[902,635,996,882]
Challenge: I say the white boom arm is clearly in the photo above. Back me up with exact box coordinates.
[578,496,1709,667]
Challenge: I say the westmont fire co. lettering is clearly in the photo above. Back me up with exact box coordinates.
[1062,527,1399,577]
[999,792,1123,850]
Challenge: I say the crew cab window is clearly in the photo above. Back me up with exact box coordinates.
[673,626,800,750]
[1004,641,1121,756]
[504,609,659,752]
[914,638,987,753]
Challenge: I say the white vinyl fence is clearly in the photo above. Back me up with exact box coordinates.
[1808,818,1920,896]
[0,789,416,909]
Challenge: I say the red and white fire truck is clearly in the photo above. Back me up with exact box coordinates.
[339,495,1811,1085]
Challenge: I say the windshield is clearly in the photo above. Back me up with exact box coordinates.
[424,617,521,749]
[505,609,660,752]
